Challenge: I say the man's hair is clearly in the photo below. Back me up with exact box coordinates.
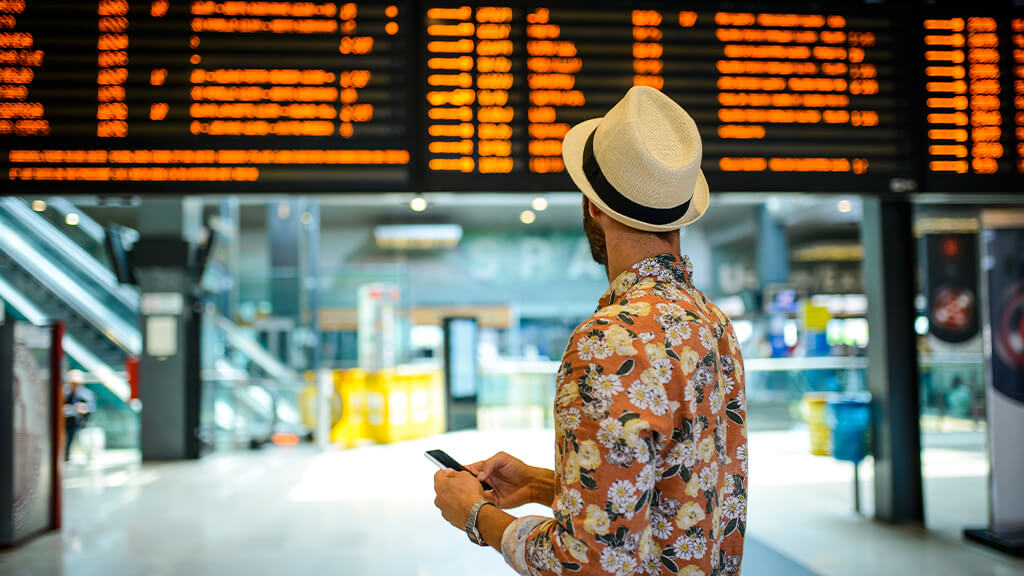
[653,229,677,243]
[584,195,679,243]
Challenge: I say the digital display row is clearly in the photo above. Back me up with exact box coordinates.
[0,1,1021,194]
[2,0,413,191]
[421,3,913,192]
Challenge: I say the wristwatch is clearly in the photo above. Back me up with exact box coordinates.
[465,499,493,546]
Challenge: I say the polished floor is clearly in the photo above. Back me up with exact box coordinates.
[1,429,1021,576]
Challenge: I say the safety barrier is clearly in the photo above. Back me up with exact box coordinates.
[330,367,444,446]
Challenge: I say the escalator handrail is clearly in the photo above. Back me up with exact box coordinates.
[48,196,140,252]
[0,198,139,311]
[2,200,299,395]
[0,273,130,401]
[211,313,303,388]
[0,217,141,355]
[47,197,106,245]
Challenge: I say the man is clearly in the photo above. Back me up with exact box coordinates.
[64,369,96,461]
[434,86,747,576]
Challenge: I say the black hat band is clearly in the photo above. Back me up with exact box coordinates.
[581,128,692,226]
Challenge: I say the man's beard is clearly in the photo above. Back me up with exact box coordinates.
[583,197,608,267]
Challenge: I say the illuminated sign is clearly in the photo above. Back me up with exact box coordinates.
[0,1,1021,193]
[421,2,916,192]
[1,0,413,191]
[920,7,1023,191]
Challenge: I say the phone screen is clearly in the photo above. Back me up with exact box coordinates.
[425,449,493,491]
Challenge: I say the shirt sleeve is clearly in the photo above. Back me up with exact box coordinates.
[82,387,97,413]
[502,316,672,575]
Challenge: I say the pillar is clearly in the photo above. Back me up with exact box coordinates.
[135,198,202,460]
[861,197,924,523]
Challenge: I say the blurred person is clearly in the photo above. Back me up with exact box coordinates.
[63,369,96,461]
[434,86,748,575]
[946,375,971,419]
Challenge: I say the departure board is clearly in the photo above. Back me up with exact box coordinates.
[920,6,1024,192]
[1,0,413,191]
[421,2,917,193]
[1,1,1022,194]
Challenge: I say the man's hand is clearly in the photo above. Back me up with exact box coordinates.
[466,452,553,509]
[433,469,485,529]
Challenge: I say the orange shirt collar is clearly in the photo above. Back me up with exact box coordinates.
[599,253,694,308]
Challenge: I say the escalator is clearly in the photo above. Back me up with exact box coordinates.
[0,197,306,450]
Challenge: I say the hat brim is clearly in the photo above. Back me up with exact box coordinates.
[562,118,709,232]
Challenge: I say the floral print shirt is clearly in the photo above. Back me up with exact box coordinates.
[501,254,748,576]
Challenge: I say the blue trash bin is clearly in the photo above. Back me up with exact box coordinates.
[829,395,871,462]
[828,394,871,513]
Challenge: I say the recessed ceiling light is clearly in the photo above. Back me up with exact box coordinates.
[65,213,80,226]
[838,199,852,214]
[31,200,46,212]
[410,196,428,212]
[532,197,548,211]
[520,210,536,224]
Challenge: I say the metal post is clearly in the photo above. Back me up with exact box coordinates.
[853,461,861,514]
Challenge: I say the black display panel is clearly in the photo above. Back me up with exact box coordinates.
[919,3,1024,192]
[0,1,1022,194]
[1,0,414,192]
[421,1,918,193]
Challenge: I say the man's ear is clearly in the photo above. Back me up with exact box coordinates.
[585,196,602,218]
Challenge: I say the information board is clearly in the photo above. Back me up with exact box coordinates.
[920,9,1024,192]
[0,1,1022,194]
[1,0,413,191]
[422,2,917,192]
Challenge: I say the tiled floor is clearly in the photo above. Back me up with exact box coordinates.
[745,430,1022,576]
[0,429,1020,576]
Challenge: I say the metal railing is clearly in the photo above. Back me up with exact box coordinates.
[0,273,131,400]
[0,208,141,355]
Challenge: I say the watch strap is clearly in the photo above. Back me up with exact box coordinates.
[465,499,492,546]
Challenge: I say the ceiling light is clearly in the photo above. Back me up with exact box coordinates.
[31,200,46,212]
[520,210,536,224]
[277,202,291,220]
[65,213,80,226]
[410,196,427,212]
[532,197,548,211]
[300,211,313,225]
[837,199,852,214]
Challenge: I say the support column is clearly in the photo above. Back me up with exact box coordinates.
[266,198,319,371]
[756,205,789,288]
[300,199,321,370]
[135,198,202,460]
[861,198,924,524]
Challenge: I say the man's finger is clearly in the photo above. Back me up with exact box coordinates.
[477,457,500,477]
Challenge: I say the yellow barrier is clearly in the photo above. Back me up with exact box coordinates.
[331,367,444,446]
[804,392,832,456]
[331,369,368,448]
[298,384,318,430]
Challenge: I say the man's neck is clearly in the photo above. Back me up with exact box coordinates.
[605,234,680,283]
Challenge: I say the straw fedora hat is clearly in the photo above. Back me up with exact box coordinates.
[562,85,710,232]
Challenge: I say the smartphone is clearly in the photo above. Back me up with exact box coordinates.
[425,449,493,491]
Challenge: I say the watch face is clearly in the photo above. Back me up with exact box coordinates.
[931,286,975,333]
